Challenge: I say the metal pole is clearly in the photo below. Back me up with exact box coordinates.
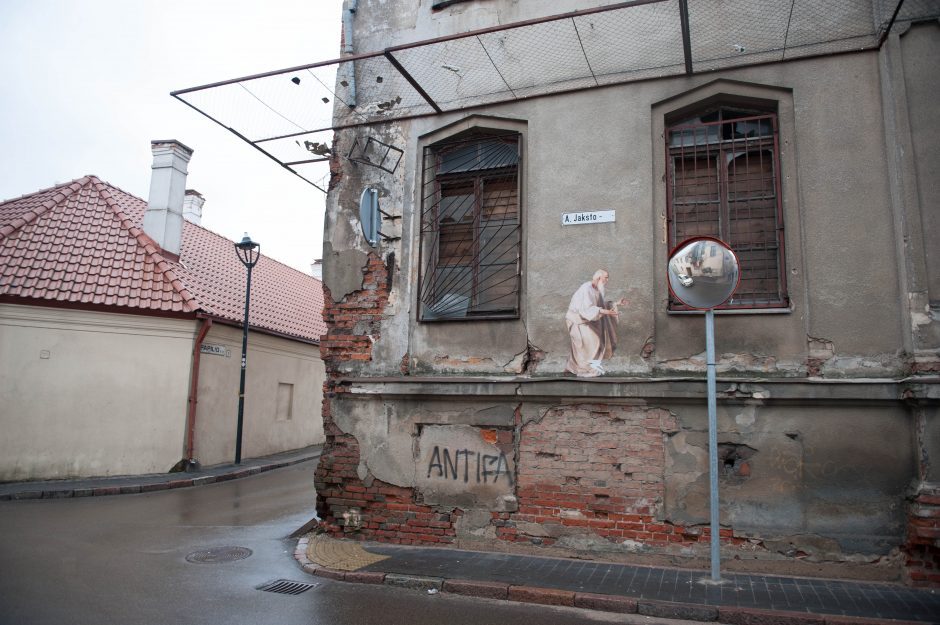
[235,264,253,464]
[705,309,721,581]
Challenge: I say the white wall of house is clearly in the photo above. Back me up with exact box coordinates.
[0,304,193,480]
[193,322,324,467]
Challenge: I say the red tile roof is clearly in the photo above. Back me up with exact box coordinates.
[0,176,326,342]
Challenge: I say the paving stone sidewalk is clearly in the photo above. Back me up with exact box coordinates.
[296,534,940,624]
[0,445,321,500]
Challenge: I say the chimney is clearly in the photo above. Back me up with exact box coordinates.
[182,189,205,225]
[311,258,323,280]
[143,140,193,257]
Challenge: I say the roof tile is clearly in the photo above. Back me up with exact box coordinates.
[0,176,324,341]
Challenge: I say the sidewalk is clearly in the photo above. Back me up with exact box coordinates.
[0,445,321,500]
[296,534,940,624]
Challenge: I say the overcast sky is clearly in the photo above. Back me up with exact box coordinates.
[0,0,342,274]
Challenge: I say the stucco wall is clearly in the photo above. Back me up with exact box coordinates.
[327,50,913,379]
[0,304,193,480]
[193,323,324,467]
[317,0,940,584]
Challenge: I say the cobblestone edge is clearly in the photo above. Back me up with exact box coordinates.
[293,535,927,625]
[0,457,313,501]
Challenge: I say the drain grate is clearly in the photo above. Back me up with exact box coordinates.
[257,579,318,595]
[185,546,253,564]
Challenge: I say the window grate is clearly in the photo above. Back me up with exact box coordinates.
[418,130,522,321]
[667,108,787,310]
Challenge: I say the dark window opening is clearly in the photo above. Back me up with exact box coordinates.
[667,106,788,310]
[419,130,521,321]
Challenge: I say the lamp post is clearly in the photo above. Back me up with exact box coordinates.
[234,233,260,465]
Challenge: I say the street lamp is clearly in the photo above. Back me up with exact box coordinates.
[234,233,261,464]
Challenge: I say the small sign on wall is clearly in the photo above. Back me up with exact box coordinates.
[200,344,231,357]
[561,210,615,226]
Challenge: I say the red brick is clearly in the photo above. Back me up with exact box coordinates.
[344,571,385,584]
[508,585,575,606]
[638,600,718,621]
[573,592,638,613]
[719,607,825,625]
[313,568,346,581]
[443,579,509,599]
[824,617,922,625]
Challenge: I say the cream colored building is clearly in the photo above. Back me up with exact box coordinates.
[0,141,326,480]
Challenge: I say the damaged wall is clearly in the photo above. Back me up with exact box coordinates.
[315,0,940,587]
[317,380,915,580]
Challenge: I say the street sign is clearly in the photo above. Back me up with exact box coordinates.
[561,210,615,226]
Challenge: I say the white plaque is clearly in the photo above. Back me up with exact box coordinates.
[200,343,230,357]
[561,210,615,226]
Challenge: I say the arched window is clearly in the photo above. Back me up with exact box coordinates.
[666,105,788,310]
[418,128,522,320]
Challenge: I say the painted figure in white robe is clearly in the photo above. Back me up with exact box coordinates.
[565,269,628,377]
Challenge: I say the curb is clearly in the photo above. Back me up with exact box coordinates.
[0,455,317,501]
[292,536,928,625]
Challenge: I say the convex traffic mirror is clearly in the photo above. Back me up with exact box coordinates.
[667,237,740,310]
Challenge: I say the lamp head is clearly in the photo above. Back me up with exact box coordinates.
[234,232,261,268]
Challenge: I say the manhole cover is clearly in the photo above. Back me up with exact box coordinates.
[185,546,253,563]
[257,579,318,595]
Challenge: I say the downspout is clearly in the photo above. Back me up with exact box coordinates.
[184,316,212,470]
[342,0,358,108]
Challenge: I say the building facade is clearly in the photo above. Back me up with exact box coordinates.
[310,1,940,586]
[0,143,327,480]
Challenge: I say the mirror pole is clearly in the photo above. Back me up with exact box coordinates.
[706,308,721,582]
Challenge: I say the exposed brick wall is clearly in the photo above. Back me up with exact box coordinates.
[314,423,458,544]
[904,486,940,587]
[315,252,458,544]
[501,404,737,549]
[318,253,390,369]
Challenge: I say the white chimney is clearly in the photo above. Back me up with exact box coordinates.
[311,258,323,280]
[182,189,205,225]
[143,140,193,257]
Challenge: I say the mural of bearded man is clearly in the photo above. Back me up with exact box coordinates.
[564,269,628,377]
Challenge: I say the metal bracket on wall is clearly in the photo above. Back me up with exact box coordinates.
[359,188,401,247]
[347,136,404,174]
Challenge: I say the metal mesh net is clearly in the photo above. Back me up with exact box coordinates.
[173,0,937,189]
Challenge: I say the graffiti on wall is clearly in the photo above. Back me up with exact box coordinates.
[426,445,514,485]
[416,424,515,506]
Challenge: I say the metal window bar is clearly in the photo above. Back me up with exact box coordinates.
[418,132,521,320]
[667,111,787,310]
[170,0,925,191]
[423,182,520,308]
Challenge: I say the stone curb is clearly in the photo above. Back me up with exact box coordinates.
[0,455,317,501]
[293,539,932,624]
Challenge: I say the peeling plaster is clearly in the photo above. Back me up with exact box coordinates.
[433,355,495,367]
[734,402,759,429]
[808,336,835,359]
[659,351,794,375]
[503,340,546,374]
[322,241,370,302]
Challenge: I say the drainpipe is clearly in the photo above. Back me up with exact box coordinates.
[342,0,358,108]
[184,316,212,469]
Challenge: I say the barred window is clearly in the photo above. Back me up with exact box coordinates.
[418,130,521,320]
[667,106,788,310]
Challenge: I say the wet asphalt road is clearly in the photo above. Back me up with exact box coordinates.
[0,462,687,625]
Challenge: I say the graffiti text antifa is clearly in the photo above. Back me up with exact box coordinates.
[426,446,514,485]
